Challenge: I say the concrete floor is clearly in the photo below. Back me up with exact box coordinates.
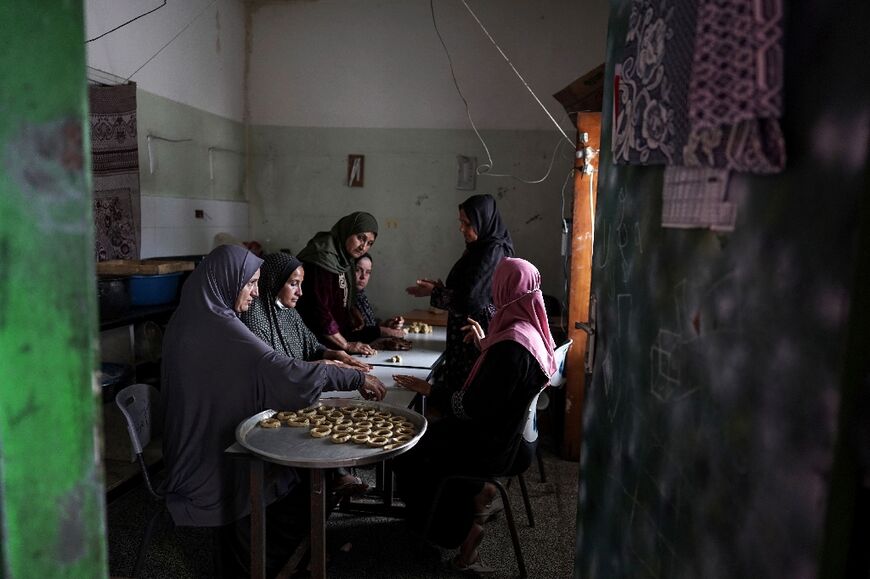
[106,446,580,578]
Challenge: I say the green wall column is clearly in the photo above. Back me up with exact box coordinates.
[0,2,108,577]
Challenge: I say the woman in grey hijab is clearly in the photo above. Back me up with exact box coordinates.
[161,244,386,576]
[241,251,373,495]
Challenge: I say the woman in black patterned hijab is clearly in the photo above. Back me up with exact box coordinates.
[240,251,373,496]
[241,252,370,370]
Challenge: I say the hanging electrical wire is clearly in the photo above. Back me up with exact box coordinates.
[559,167,575,333]
[86,0,167,44]
[458,0,574,146]
[429,0,574,184]
[126,0,218,81]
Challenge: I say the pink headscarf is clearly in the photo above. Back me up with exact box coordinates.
[462,257,557,390]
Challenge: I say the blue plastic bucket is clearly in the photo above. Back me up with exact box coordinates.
[128,272,183,306]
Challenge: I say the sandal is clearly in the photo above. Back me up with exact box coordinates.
[451,554,495,575]
[474,496,504,523]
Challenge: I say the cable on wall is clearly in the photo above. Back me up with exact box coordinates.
[429,0,574,184]
[558,167,574,334]
[146,133,193,175]
[86,0,167,44]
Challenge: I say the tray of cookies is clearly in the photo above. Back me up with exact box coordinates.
[235,399,427,469]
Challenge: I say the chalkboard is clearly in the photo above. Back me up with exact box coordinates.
[576,1,870,578]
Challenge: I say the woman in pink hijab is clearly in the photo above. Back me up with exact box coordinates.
[394,257,556,573]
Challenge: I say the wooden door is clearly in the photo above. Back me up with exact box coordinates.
[562,111,600,460]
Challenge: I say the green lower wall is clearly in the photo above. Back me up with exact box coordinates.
[136,89,246,202]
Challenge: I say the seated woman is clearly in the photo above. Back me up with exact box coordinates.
[296,211,379,356]
[347,253,406,343]
[240,251,372,495]
[241,251,372,368]
[161,244,386,577]
[393,257,556,573]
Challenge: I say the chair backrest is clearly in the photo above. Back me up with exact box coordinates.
[115,383,160,457]
[115,383,162,498]
[497,383,549,476]
[522,385,548,444]
[548,339,573,388]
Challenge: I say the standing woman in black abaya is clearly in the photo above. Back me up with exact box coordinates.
[406,194,514,411]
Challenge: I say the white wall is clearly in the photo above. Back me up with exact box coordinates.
[249,0,608,130]
[85,0,246,122]
[140,196,249,258]
[86,0,251,254]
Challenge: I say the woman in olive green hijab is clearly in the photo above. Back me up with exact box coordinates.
[297,211,379,355]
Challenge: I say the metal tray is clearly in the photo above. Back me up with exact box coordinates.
[235,400,427,469]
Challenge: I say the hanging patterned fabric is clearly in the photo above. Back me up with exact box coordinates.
[613,0,785,173]
[89,82,140,260]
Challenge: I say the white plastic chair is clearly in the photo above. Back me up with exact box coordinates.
[534,339,573,482]
[114,383,165,577]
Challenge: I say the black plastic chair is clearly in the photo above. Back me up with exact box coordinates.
[422,384,548,578]
[114,383,165,578]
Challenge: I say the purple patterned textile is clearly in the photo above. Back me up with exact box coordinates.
[613,0,785,173]
[89,83,140,260]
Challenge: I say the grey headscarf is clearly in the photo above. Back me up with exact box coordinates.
[161,245,363,527]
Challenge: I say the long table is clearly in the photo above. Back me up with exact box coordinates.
[319,365,431,409]
[353,326,447,370]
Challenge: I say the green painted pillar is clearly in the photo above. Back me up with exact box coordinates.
[0,2,108,578]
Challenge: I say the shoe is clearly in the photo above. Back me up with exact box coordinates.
[451,554,495,575]
[330,475,369,497]
[474,495,504,523]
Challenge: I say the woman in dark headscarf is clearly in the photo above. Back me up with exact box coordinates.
[296,211,379,355]
[241,252,372,368]
[347,253,407,343]
[406,194,514,411]
[394,257,555,573]
[161,244,386,576]
[241,251,374,496]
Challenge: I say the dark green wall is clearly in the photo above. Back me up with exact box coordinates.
[0,2,108,577]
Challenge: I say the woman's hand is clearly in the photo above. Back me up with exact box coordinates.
[461,317,485,349]
[384,315,405,329]
[380,326,407,339]
[393,375,432,397]
[359,374,387,401]
[345,341,376,356]
[323,349,372,371]
[405,278,440,297]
